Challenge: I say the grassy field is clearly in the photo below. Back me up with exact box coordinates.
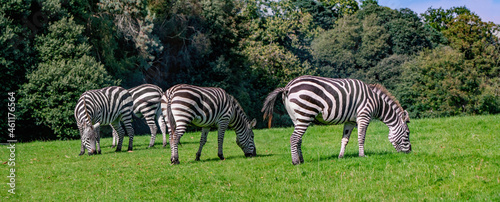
[1,115,499,200]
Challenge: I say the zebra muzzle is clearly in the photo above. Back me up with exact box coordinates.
[245,149,256,157]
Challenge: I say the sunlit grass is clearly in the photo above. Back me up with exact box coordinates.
[1,115,499,200]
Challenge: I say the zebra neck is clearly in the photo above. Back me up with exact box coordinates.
[82,93,93,126]
[82,93,102,126]
[229,107,250,134]
[376,95,402,128]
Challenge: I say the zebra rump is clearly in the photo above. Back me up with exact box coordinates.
[161,84,256,164]
[262,75,411,165]
[109,84,167,148]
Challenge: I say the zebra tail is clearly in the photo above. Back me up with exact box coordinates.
[165,99,177,144]
[261,87,286,128]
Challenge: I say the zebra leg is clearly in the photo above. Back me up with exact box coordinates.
[339,122,356,158]
[95,126,101,154]
[156,110,168,147]
[111,126,118,148]
[290,122,310,165]
[79,138,86,156]
[123,121,135,151]
[297,138,304,164]
[196,128,210,161]
[217,119,230,160]
[146,117,158,148]
[111,122,126,152]
[170,124,187,164]
[357,117,370,157]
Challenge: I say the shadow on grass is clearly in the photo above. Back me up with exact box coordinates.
[318,150,395,161]
[194,153,275,162]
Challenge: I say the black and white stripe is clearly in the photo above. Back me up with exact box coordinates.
[109,84,167,148]
[74,86,135,155]
[161,84,257,164]
[262,75,411,165]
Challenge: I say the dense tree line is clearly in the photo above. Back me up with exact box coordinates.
[1,0,498,141]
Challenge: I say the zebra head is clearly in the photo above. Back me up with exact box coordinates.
[81,123,98,155]
[236,118,257,157]
[389,110,411,153]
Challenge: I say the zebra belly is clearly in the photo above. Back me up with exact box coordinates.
[314,113,330,124]
[315,113,357,125]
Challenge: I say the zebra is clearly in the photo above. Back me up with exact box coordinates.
[261,75,411,165]
[74,86,135,155]
[161,84,257,164]
[109,84,167,148]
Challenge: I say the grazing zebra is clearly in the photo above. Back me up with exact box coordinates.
[161,84,257,164]
[261,75,411,165]
[74,86,135,155]
[109,84,167,148]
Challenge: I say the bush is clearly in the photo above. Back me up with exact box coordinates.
[19,56,118,139]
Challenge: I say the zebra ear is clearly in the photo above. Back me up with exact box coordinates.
[250,119,257,128]
[403,110,410,123]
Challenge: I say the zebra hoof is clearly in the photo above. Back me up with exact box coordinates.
[148,145,154,148]
[218,154,225,160]
[171,159,180,165]
[79,152,84,156]
[292,159,302,165]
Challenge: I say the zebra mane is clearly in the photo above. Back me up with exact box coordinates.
[369,84,404,114]
[229,95,251,123]
[82,92,92,126]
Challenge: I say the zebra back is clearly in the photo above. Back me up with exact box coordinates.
[128,84,163,117]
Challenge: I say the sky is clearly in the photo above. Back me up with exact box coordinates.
[377,0,500,24]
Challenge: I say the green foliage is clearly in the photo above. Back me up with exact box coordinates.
[19,14,119,140]
[1,115,499,200]
[99,0,163,68]
[399,46,500,118]
[3,0,500,141]
[19,56,118,139]
[442,12,499,59]
[311,14,360,78]
[357,54,410,92]
[242,41,312,86]
[35,17,91,62]
[0,0,35,142]
[421,6,472,32]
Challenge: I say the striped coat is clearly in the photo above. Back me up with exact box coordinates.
[74,86,135,155]
[162,84,256,164]
[109,84,167,148]
[262,75,411,165]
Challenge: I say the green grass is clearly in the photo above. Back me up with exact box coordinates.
[1,115,499,200]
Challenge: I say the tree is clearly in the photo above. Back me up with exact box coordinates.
[98,0,163,69]
[19,16,119,139]
[442,12,499,59]
[20,56,118,139]
[422,6,472,32]
[311,14,361,78]
[399,46,500,118]
[1,0,37,142]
